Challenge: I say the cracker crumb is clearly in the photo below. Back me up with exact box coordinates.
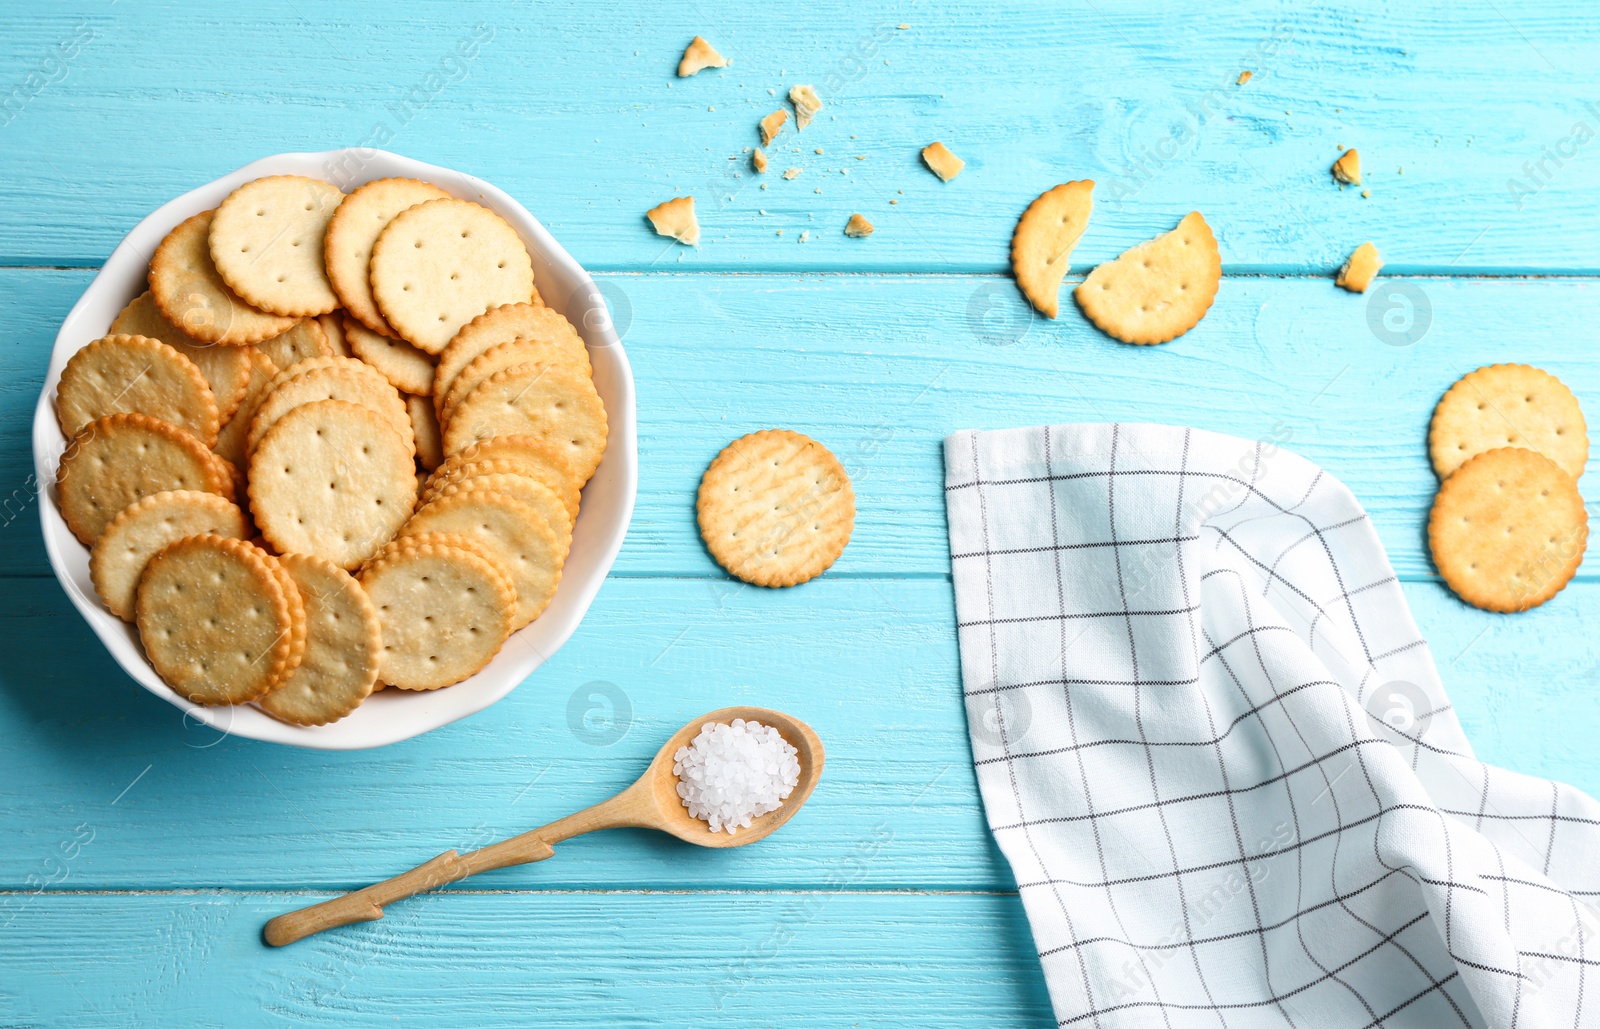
[921,141,965,182]
[855,155,866,160]
[783,167,801,180]
[677,36,730,77]
[1237,70,1252,85]
[760,110,788,146]
[776,229,783,235]
[814,187,822,194]
[898,23,910,29]
[753,147,768,173]
[768,88,776,96]
[789,85,823,131]
[1332,148,1362,186]
[1361,189,1371,198]
[845,214,874,237]
[761,183,769,190]
[1335,242,1382,293]
[889,199,898,204]
[815,147,824,155]
[799,231,811,243]
[645,196,701,246]
[708,106,716,112]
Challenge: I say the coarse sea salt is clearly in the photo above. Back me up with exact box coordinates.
[673,718,801,834]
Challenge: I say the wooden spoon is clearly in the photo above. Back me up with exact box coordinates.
[263,706,823,946]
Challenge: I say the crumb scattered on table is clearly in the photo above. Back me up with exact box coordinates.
[921,141,965,182]
[646,196,701,245]
[752,148,768,173]
[1332,148,1362,185]
[845,214,874,237]
[789,85,823,130]
[1336,242,1382,293]
[677,36,729,77]
[783,167,801,180]
[1237,70,1252,85]
[760,110,788,145]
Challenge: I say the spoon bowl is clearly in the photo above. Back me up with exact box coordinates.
[264,706,823,946]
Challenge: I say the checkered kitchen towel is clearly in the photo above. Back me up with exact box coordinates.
[945,423,1600,1028]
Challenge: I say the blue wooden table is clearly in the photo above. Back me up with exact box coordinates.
[3,2,1598,1024]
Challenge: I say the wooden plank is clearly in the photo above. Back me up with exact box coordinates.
[6,269,1596,579]
[0,890,1053,1027]
[1,576,1596,891]
[1,1,1598,271]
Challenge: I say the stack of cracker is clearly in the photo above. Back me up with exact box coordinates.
[55,174,606,726]
[1426,364,1588,612]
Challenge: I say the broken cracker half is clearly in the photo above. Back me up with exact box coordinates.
[1336,242,1382,293]
[678,36,729,77]
[1074,211,1221,345]
[647,196,700,246]
[1011,180,1095,319]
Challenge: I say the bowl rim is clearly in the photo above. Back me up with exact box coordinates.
[31,148,637,750]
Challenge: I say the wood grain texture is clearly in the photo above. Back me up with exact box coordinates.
[0,1,1597,271]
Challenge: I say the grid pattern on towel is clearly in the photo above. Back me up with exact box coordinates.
[944,423,1600,1029]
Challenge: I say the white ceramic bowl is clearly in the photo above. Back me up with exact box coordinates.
[32,149,636,750]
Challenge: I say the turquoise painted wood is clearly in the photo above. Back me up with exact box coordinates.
[2,2,1598,1025]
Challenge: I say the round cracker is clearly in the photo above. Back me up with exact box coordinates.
[399,490,564,628]
[359,536,515,690]
[210,175,345,316]
[249,400,419,568]
[257,553,382,726]
[323,177,452,336]
[425,437,581,519]
[149,211,297,345]
[90,490,248,620]
[213,350,281,468]
[433,302,583,416]
[697,429,855,587]
[135,536,302,705]
[406,393,443,471]
[110,291,253,420]
[57,413,235,545]
[1011,180,1095,318]
[1429,447,1587,612]
[1429,364,1588,481]
[370,199,536,354]
[245,362,413,459]
[253,317,333,372]
[433,472,572,566]
[1074,211,1221,345]
[345,316,438,394]
[441,363,608,484]
[57,334,220,445]
[439,339,583,428]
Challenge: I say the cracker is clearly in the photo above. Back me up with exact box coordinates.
[441,362,609,484]
[434,303,588,416]
[322,177,452,336]
[433,472,572,566]
[135,536,302,705]
[1336,242,1382,293]
[57,413,235,545]
[257,543,310,690]
[360,534,515,689]
[439,340,583,427]
[56,334,220,445]
[1429,364,1588,480]
[210,175,345,316]
[844,214,874,238]
[245,361,412,458]
[424,438,581,521]
[789,85,822,130]
[90,490,248,620]
[369,198,536,353]
[1074,211,1220,344]
[752,148,768,174]
[646,196,700,246]
[257,553,381,725]
[316,312,352,357]
[1332,148,1362,186]
[400,490,563,628]
[407,393,444,471]
[1428,447,1587,612]
[678,35,729,76]
[345,316,437,394]
[697,429,854,587]
[759,110,787,146]
[254,317,332,371]
[110,291,253,421]
[921,142,965,182]
[249,400,419,568]
[1011,180,1095,318]
[213,350,281,467]
[150,211,297,345]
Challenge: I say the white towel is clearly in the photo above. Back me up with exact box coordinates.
[944,423,1599,1029]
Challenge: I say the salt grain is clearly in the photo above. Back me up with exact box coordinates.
[673,718,801,834]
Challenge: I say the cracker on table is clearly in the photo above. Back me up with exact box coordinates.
[150,211,297,345]
[646,196,700,246]
[441,362,609,484]
[1335,242,1382,293]
[360,534,515,689]
[1429,364,1588,480]
[90,490,247,620]
[245,360,412,458]
[425,438,581,521]
[752,148,769,174]
[57,412,235,545]
[1011,180,1095,318]
[759,110,787,146]
[1428,447,1587,612]
[369,198,536,354]
[257,553,381,726]
[213,350,281,467]
[1074,211,1220,344]
[433,472,572,566]
[698,429,854,587]
[844,214,874,238]
[248,400,419,568]
[316,312,352,357]
[345,316,437,395]
[789,85,822,130]
[322,177,452,336]
[56,334,220,445]
[110,291,253,421]
[1332,148,1362,186]
[209,175,345,316]
[253,317,332,371]
[401,489,564,628]
[677,35,729,76]
[135,536,303,705]
[921,142,965,182]
[406,393,444,471]
[434,302,587,414]
[439,340,582,427]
